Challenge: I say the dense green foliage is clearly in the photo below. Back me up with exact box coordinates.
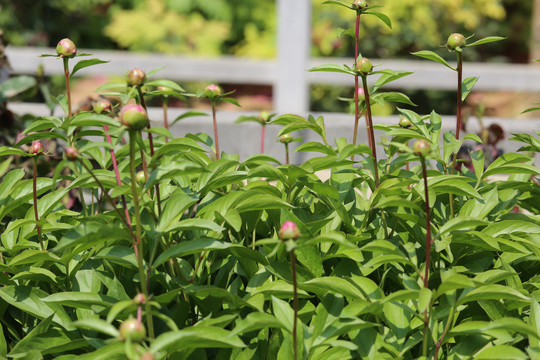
[1,2,540,359]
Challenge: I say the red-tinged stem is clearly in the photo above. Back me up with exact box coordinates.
[434,305,456,359]
[137,88,154,157]
[33,158,44,250]
[212,102,220,160]
[455,52,463,141]
[285,143,290,165]
[291,250,298,360]
[261,125,266,154]
[162,96,169,143]
[361,75,379,187]
[63,57,72,120]
[128,130,154,338]
[421,156,432,357]
[104,124,135,256]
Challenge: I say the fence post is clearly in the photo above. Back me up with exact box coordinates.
[275,0,312,115]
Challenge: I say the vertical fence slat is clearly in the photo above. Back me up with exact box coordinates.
[275,0,312,115]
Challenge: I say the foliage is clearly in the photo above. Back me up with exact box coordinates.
[1,4,540,360]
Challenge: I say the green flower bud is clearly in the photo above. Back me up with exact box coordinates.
[258,110,270,125]
[93,98,112,114]
[279,134,293,144]
[352,0,368,9]
[56,38,77,58]
[120,104,148,131]
[119,319,146,343]
[413,139,431,157]
[399,116,412,128]
[127,68,146,87]
[356,57,373,75]
[135,171,146,185]
[357,88,365,101]
[446,33,466,50]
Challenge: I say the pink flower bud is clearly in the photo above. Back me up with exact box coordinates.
[56,38,77,58]
[29,141,44,155]
[357,88,365,101]
[133,293,147,304]
[352,0,368,9]
[279,134,293,144]
[205,84,222,96]
[279,221,301,240]
[93,98,112,114]
[413,139,431,157]
[65,146,79,161]
[120,104,148,131]
[126,68,146,87]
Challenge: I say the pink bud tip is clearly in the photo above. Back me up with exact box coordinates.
[279,221,301,240]
[29,141,44,155]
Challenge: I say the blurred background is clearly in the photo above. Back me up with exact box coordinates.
[1,0,538,114]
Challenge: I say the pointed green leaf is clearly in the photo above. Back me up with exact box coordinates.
[411,50,456,71]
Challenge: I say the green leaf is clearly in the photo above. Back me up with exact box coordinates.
[458,284,530,305]
[308,64,355,75]
[0,75,36,101]
[171,111,208,126]
[71,319,120,338]
[42,292,117,308]
[364,11,392,29]
[466,36,506,47]
[230,312,286,336]
[69,112,119,129]
[474,345,527,359]
[71,58,109,77]
[146,79,185,92]
[462,77,479,101]
[411,50,456,71]
[149,327,245,354]
[302,277,365,300]
[153,238,231,268]
[271,296,295,332]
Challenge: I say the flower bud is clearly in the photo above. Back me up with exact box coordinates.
[56,38,77,58]
[93,98,112,114]
[352,0,368,9]
[65,146,79,161]
[29,141,44,155]
[119,319,146,343]
[127,68,146,87]
[205,84,222,97]
[139,352,155,360]
[446,33,466,50]
[258,110,270,125]
[413,139,431,157]
[133,293,147,304]
[135,171,146,185]
[399,116,412,128]
[357,88,365,102]
[279,134,293,144]
[356,57,373,75]
[279,221,301,241]
[120,104,148,131]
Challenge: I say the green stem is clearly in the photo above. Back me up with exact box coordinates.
[361,75,379,187]
[162,96,169,142]
[449,52,463,218]
[285,143,290,165]
[128,131,154,338]
[352,13,362,161]
[33,158,44,250]
[291,249,298,360]
[434,305,456,359]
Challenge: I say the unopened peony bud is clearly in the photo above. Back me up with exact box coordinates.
[446,33,466,50]
[135,171,146,185]
[356,57,373,75]
[65,146,79,161]
[279,221,301,240]
[399,116,412,128]
[120,104,148,131]
[56,38,77,58]
[357,88,365,101]
[352,0,368,9]
[29,141,44,155]
[127,68,146,87]
[413,139,431,157]
[279,134,293,144]
[93,98,112,114]
[258,110,270,125]
[205,84,222,97]
[119,319,146,343]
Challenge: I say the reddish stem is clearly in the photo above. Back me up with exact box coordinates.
[212,102,220,159]
[33,158,44,250]
[63,58,72,120]
[361,76,379,186]
[353,14,364,158]
[455,52,463,141]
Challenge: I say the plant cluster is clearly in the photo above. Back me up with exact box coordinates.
[1,2,540,360]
